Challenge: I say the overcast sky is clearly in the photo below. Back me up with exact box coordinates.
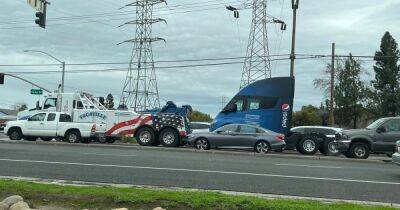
[0,0,399,116]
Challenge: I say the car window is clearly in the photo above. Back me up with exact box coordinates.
[47,113,56,121]
[235,100,244,112]
[59,114,72,122]
[29,113,46,121]
[383,119,400,132]
[239,125,257,133]
[256,128,266,133]
[217,124,238,132]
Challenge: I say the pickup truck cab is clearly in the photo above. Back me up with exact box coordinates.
[5,112,106,143]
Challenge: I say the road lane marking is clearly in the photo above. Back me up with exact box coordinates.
[275,163,342,169]
[81,153,137,157]
[0,158,399,185]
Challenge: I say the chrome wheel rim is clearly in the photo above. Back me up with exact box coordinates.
[256,142,269,153]
[328,141,338,154]
[354,146,366,158]
[303,139,316,152]
[162,132,175,145]
[139,131,151,143]
[195,139,208,150]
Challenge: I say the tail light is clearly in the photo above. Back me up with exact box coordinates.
[276,134,285,141]
[91,124,96,134]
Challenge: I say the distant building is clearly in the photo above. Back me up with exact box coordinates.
[0,108,18,130]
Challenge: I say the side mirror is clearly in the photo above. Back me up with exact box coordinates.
[377,126,386,133]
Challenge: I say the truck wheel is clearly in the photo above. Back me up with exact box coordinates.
[350,142,370,159]
[297,135,318,155]
[321,139,340,156]
[159,128,179,147]
[9,128,23,140]
[65,131,81,143]
[135,127,155,146]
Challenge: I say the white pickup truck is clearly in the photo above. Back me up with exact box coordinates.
[4,112,106,143]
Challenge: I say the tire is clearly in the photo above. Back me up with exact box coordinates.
[8,128,23,140]
[254,141,270,154]
[350,142,370,159]
[41,137,53,142]
[159,128,180,147]
[65,130,81,143]
[97,136,107,144]
[321,139,340,156]
[194,138,210,150]
[135,127,155,146]
[297,135,319,155]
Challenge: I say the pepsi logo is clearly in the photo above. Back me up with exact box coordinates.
[281,104,290,111]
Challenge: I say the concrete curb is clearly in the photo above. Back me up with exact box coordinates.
[0,139,392,164]
[0,176,399,208]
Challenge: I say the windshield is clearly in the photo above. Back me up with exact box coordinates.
[366,118,386,129]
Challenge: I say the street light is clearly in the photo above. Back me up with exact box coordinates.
[23,50,65,93]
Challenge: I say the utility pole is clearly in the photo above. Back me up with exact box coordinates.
[61,61,65,93]
[329,43,335,126]
[290,0,299,77]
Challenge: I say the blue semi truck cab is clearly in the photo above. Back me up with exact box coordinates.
[210,77,295,135]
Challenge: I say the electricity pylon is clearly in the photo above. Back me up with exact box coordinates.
[118,0,166,111]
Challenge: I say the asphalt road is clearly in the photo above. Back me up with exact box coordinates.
[0,140,399,204]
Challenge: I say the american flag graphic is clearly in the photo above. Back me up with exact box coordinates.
[153,114,182,130]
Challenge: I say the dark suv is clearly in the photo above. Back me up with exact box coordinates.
[336,117,400,159]
[286,126,342,156]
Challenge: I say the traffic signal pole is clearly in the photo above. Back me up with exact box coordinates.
[0,73,51,93]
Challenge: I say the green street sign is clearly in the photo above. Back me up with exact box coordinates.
[30,89,43,95]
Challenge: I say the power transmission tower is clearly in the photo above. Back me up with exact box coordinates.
[227,1,285,89]
[118,0,166,111]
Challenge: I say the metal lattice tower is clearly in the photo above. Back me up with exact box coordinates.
[118,0,166,111]
[240,0,271,89]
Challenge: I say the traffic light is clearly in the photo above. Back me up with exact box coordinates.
[35,11,46,28]
[0,73,4,85]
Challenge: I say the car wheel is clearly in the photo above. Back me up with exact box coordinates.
[159,128,179,147]
[350,142,370,159]
[322,139,340,156]
[194,138,210,150]
[297,135,318,155]
[255,141,270,154]
[9,128,23,140]
[41,137,52,142]
[135,127,155,146]
[65,131,81,143]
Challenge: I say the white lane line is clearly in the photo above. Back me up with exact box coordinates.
[81,153,137,157]
[275,163,342,169]
[0,158,399,185]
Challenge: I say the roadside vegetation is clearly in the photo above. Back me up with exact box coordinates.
[0,179,395,210]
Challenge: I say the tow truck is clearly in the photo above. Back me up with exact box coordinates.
[13,91,191,146]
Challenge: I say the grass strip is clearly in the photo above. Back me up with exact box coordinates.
[0,179,396,210]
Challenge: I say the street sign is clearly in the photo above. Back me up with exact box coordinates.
[27,0,45,12]
[30,89,43,95]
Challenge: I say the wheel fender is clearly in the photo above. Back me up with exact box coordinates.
[349,137,372,150]
[7,126,23,136]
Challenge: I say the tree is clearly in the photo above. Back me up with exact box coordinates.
[188,110,213,122]
[13,102,28,111]
[292,105,321,126]
[105,94,115,109]
[334,54,366,128]
[370,31,400,116]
